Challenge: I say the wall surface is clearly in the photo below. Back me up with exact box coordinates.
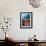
[0,0,46,40]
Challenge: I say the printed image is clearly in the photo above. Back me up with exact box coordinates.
[22,14,30,26]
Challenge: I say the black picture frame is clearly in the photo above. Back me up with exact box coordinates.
[20,12,33,28]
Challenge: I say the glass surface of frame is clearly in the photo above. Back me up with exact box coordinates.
[20,12,33,28]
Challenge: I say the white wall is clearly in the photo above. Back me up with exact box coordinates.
[0,0,46,40]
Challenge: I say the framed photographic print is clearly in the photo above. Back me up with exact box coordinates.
[20,12,33,28]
